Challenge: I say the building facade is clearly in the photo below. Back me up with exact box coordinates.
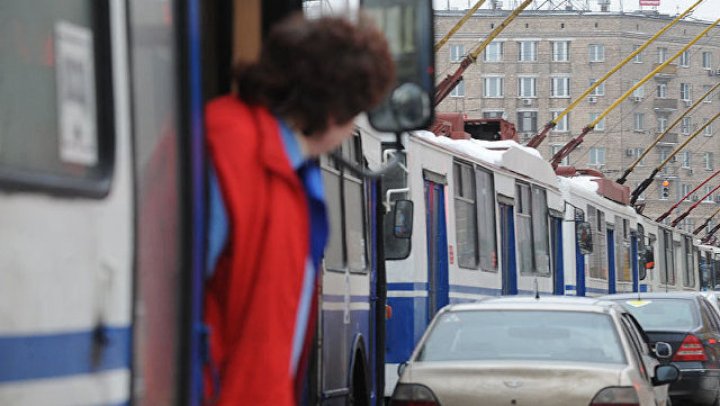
[435,9,720,233]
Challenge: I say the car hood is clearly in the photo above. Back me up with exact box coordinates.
[401,361,626,406]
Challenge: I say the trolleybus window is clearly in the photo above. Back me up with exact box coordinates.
[321,136,369,273]
[0,1,113,197]
[382,147,410,260]
[454,160,478,269]
[476,168,497,271]
[660,229,676,285]
[587,205,608,280]
[617,217,632,282]
[683,235,695,287]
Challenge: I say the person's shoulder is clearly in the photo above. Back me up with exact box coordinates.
[206,95,249,124]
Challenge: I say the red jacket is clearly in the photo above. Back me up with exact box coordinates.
[204,96,310,405]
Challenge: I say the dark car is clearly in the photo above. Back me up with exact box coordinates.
[603,292,720,406]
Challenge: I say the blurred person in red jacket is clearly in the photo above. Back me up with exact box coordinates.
[203,13,394,405]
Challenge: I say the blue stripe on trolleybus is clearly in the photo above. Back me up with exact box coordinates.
[0,326,130,383]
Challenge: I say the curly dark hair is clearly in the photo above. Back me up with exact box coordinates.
[233,14,395,135]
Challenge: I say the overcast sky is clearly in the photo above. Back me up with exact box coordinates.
[433,0,717,22]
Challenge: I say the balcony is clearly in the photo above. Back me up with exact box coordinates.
[656,132,679,145]
[653,98,678,111]
[653,63,678,79]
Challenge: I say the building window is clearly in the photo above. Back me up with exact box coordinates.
[657,47,668,63]
[705,186,714,202]
[450,79,465,97]
[484,41,503,62]
[633,45,643,63]
[681,151,691,168]
[681,117,692,135]
[589,147,606,167]
[681,183,692,197]
[632,148,645,166]
[589,79,605,96]
[657,83,668,99]
[633,45,642,63]
[517,111,538,133]
[634,113,645,131]
[680,83,691,101]
[703,85,713,103]
[590,113,605,131]
[679,50,689,67]
[518,41,538,62]
[551,76,570,97]
[454,161,478,269]
[657,115,668,133]
[552,111,568,132]
[450,44,464,62]
[702,52,713,69]
[704,152,714,170]
[550,144,569,165]
[552,41,569,62]
[659,146,671,164]
[518,76,537,97]
[484,76,504,98]
[483,110,504,119]
[588,44,604,62]
[632,80,645,99]
[704,119,714,136]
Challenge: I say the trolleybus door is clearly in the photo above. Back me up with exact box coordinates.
[607,227,617,294]
[424,178,448,321]
[500,203,518,295]
[551,217,564,295]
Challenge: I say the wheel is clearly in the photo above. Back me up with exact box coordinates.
[348,361,369,406]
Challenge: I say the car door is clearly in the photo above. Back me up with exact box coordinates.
[619,314,666,406]
[697,298,720,363]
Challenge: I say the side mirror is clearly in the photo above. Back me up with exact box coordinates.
[393,200,414,239]
[576,221,593,255]
[652,364,680,386]
[654,342,672,359]
[397,361,408,377]
[639,266,647,281]
[645,249,655,270]
[363,0,434,132]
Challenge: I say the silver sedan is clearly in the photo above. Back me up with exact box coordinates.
[390,296,679,406]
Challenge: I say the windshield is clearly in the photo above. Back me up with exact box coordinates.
[613,298,700,332]
[417,310,626,364]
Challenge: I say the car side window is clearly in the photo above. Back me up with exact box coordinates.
[700,299,720,333]
[619,318,649,381]
[709,297,720,327]
[624,313,652,347]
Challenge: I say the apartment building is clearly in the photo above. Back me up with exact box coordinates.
[435,8,720,231]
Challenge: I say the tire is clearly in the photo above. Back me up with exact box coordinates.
[348,360,369,406]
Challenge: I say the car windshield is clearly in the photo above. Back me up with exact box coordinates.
[612,298,700,332]
[416,310,626,364]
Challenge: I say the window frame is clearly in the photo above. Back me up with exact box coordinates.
[518,40,538,62]
[552,40,569,62]
[0,1,115,198]
[551,76,570,98]
[588,44,605,62]
[484,76,504,98]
